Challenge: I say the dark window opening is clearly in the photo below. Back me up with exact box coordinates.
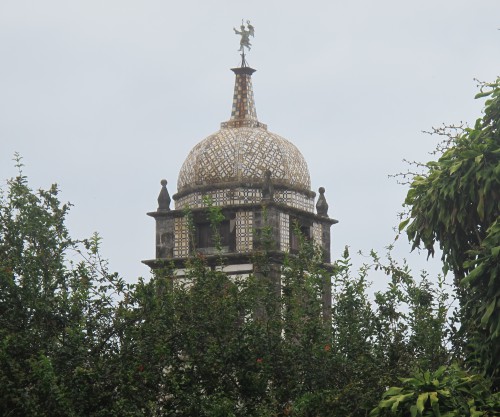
[196,220,233,254]
[290,220,311,253]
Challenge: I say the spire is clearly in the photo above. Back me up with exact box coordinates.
[220,66,267,129]
[230,66,258,121]
[222,20,266,129]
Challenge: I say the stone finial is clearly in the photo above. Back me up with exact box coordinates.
[157,179,171,212]
[261,169,274,202]
[316,187,329,217]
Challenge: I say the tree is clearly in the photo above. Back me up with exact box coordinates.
[0,155,134,416]
[123,242,452,417]
[399,78,500,386]
[0,156,454,416]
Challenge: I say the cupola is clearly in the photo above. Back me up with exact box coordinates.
[143,22,337,291]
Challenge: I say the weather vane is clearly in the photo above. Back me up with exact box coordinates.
[233,19,254,67]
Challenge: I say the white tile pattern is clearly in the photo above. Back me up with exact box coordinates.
[236,211,253,253]
[274,190,314,212]
[173,217,190,257]
[230,73,258,121]
[177,127,311,192]
[312,222,323,246]
[280,213,290,252]
[175,188,314,213]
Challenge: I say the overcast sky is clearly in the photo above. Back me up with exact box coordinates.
[1,1,499,286]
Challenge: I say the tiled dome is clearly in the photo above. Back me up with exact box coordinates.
[176,66,311,194]
[177,126,311,193]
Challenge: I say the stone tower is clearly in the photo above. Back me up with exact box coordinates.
[143,59,337,301]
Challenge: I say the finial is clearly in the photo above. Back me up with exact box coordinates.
[261,169,274,202]
[157,179,171,212]
[233,20,254,67]
[221,22,266,130]
[316,187,329,217]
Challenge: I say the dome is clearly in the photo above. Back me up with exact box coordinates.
[175,65,312,199]
[177,126,311,193]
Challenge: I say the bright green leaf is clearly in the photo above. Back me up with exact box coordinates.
[399,218,411,232]
[475,91,492,99]
[385,387,404,397]
[417,392,429,415]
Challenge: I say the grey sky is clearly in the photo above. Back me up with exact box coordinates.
[1,0,499,285]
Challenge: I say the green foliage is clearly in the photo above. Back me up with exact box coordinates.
[371,365,500,417]
[399,78,500,386]
[461,218,500,385]
[402,79,500,278]
[203,195,225,253]
[0,155,134,416]
[124,241,454,417]
[0,157,456,416]
[371,249,451,372]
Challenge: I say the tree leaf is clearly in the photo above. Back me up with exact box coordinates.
[477,192,485,222]
[385,387,403,397]
[480,298,496,327]
[450,162,462,174]
[429,392,440,417]
[475,91,492,99]
[399,218,411,232]
[417,392,429,415]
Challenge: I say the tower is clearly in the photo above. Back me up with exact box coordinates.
[143,25,338,307]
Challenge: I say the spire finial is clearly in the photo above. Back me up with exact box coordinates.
[233,20,254,67]
[157,179,171,212]
[316,187,329,217]
[220,21,266,130]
